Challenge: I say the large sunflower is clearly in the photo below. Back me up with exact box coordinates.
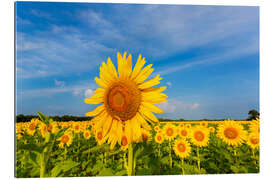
[190,126,209,147]
[85,52,167,149]
[217,120,247,146]
[173,139,191,159]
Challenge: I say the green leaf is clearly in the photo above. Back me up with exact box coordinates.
[115,170,127,176]
[50,165,62,177]
[61,160,80,172]
[98,168,114,176]
[37,111,50,125]
[17,143,43,154]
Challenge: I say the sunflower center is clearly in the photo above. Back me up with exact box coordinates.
[85,132,89,137]
[105,81,141,121]
[29,123,36,131]
[166,128,174,136]
[194,131,204,141]
[224,127,238,139]
[250,137,258,145]
[181,130,187,136]
[61,135,69,144]
[177,143,186,152]
[157,135,162,141]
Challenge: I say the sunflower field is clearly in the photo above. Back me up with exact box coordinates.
[16,52,259,177]
[15,112,259,177]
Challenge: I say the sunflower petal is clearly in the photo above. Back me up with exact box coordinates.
[139,74,162,89]
[85,105,105,116]
[141,102,163,114]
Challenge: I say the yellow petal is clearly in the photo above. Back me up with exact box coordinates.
[131,55,146,80]
[107,57,118,79]
[139,74,162,89]
[134,64,153,84]
[141,102,163,113]
[85,104,105,116]
[95,77,107,88]
[139,106,159,123]
[142,86,167,93]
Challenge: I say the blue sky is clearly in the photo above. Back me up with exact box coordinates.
[16,2,259,120]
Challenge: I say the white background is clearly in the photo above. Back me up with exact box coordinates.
[0,0,269,180]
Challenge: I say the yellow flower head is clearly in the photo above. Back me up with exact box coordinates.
[249,117,259,134]
[58,133,73,148]
[140,128,152,142]
[95,129,105,145]
[209,126,215,133]
[83,130,91,140]
[200,121,208,127]
[154,133,164,144]
[154,125,160,132]
[173,139,191,159]
[178,127,190,139]
[73,122,82,134]
[163,124,177,141]
[48,121,59,134]
[247,132,259,150]
[27,118,38,136]
[190,126,209,147]
[84,52,167,148]
[38,122,47,138]
[217,120,247,146]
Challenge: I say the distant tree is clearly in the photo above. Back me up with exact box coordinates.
[247,109,260,120]
[179,118,185,121]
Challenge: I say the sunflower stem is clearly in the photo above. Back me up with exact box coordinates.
[169,141,172,168]
[158,144,161,157]
[123,151,128,171]
[196,146,200,173]
[181,158,185,175]
[127,143,133,176]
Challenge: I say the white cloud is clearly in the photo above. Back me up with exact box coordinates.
[84,89,94,98]
[166,82,172,87]
[191,103,200,110]
[157,99,200,114]
[54,79,65,88]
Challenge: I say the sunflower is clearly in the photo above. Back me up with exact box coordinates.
[154,125,160,132]
[185,124,191,129]
[140,128,152,142]
[249,117,259,134]
[38,122,47,138]
[163,124,177,141]
[173,139,191,159]
[190,126,209,147]
[48,121,59,134]
[58,133,73,148]
[83,130,91,140]
[200,121,208,127]
[154,133,164,144]
[178,127,190,139]
[73,122,81,134]
[217,120,247,146]
[85,52,167,148]
[209,127,215,133]
[247,132,259,150]
[95,129,105,145]
[27,118,38,136]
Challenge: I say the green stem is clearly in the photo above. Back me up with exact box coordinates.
[181,158,185,175]
[40,153,45,178]
[104,152,107,165]
[252,149,256,166]
[197,146,200,173]
[169,141,172,168]
[64,146,67,160]
[158,144,161,157]
[127,143,133,176]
